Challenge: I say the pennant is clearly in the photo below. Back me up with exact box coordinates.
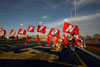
[10,29,16,35]
[47,35,50,45]
[16,35,19,41]
[27,25,35,32]
[48,28,60,38]
[26,35,29,43]
[0,27,6,37]
[36,35,40,45]
[37,25,46,34]
[17,28,26,35]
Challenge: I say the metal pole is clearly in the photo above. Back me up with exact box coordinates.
[83,37,86,48]
[75,0,77,25]
[70,11,72,24]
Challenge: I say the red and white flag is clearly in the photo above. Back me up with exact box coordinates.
[0,27,6,37]
[72,25,79,35]
[62,22,79,35]
[27,25,35,32]
[17,28,26,35]
[48,28,60,38]
[36,35,40,45]
[26,35,29,43]
[10,29,16,35]
[37,25,46,34]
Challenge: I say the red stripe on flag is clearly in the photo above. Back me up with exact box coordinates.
[17,28,26,35]
[37,25,46,34]
[10,29,16,35]
[27,25,35,32]
[48,28,60,38]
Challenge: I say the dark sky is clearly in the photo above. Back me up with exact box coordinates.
[0,0,100,36]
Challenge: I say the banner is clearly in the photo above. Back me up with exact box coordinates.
[0,27,6,37]
[62,22,79,35]
[73,25,79,35]
[17,28,26,35]
[10,29,16,35]
[37,25,46,34]
[48,28,60,38]
[27,25,35,32]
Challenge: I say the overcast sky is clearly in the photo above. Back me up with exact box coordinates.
[0,0,100,36]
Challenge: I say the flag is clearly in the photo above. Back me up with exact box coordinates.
[48,28,60,38]
[27,25,35,32]
[10,29,16,35]
[73,25,79,35]
[36,35,40,45]
[0,27,6,37]
[37,25,46,34]
[62,22,75,34]
[26,35,29,43]
[16,35,19,41]
[17,28,26,35]
[62,22,79,35]
[47,35,50,45]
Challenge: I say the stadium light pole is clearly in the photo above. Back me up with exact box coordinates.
[70,11,72,24]
[74,0,77,25]
[74,0,86,47]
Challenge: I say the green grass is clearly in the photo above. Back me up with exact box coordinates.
[0,40,47,47]
[85,47,100,57]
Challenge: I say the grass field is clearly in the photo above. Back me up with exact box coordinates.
[0,40,100,57]
[0,40,47,45]
[85,47,100,57]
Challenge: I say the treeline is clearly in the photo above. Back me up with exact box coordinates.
[85,33,100,43]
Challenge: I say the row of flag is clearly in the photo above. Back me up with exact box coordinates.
[0,22,79,38]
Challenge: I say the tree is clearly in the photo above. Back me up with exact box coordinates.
[0,36,6,40]
[85,35,92,39]
[93,33,100,39]
[9,36,15,40]
[79,35,83,39]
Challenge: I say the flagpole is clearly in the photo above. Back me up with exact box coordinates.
[75,0,77,25]
[70,11,72,24]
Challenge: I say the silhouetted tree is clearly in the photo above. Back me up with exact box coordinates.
[93,33,100,39]
[9,36,15,40]
[86,35,92,39]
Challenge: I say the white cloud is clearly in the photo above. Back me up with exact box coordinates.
[76,0,100,7]
[41,16,48,19]
[45,12,100,28]
[75,13,100,22]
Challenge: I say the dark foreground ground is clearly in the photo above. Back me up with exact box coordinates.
[0,44,100,67]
